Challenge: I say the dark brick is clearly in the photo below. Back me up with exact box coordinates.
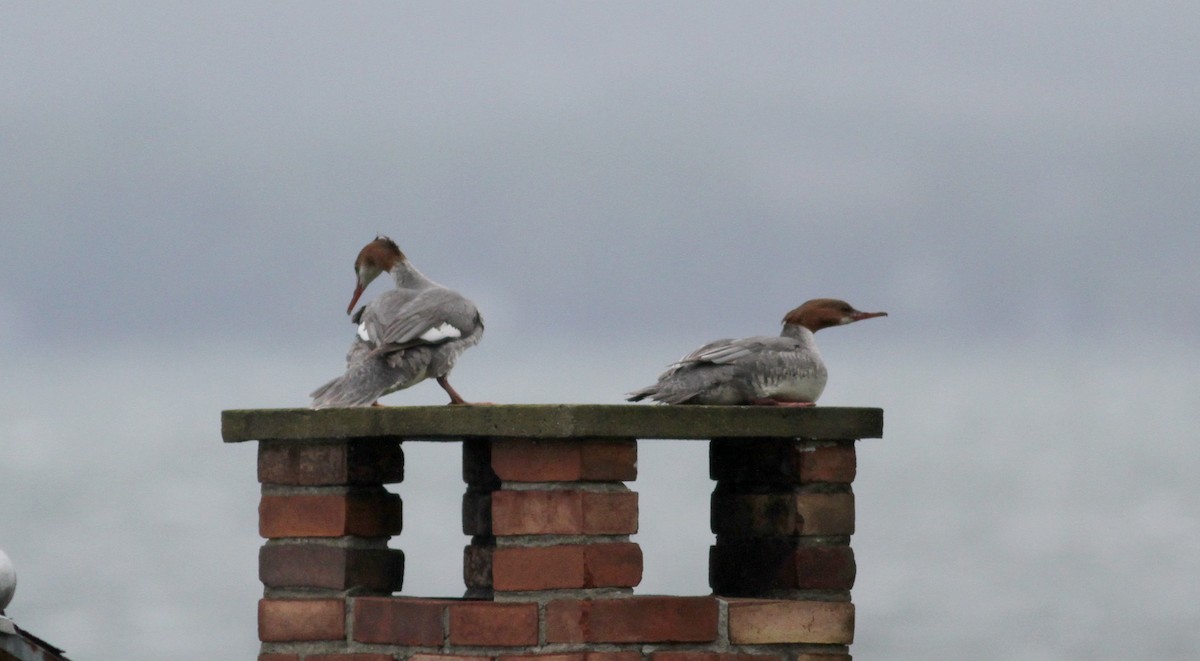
[710,542,854,595]
[259,544,403,593]
[258,439,403,486]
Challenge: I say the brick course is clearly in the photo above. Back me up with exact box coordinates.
[258,439,404,486]
[710,491,854,537]
[259,544,404,592]
[546,596,719,643]
[259,491,402,538]
[490,438,637,482]
[489,490,638,536]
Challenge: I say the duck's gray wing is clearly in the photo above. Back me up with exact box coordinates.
[628,336,806,404]
[361,287,483,350]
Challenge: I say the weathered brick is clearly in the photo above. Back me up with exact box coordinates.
[798,445,856,483]
[794,492,855,536]
[581,491,638,535]
[546,596,718,643]
[352,597,448,646]
[462,438,501,489]
[491,490,582,535]
[259,491,402,538]
[726,599,854,644]
[258,655,299,661]
[410,656,491,661]
[259,544,404,592]
[258,598,345,642]
[258,439,404,486]
[448,601,538,646]
[491,438,637,482]
[462,490,492,536]
[710,542,854,594]
[710,491,853,537]
[710,439,855,484]
[463,544,494,590]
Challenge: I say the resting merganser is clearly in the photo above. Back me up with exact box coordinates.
[310,236,484,407]
[626,298,886,406]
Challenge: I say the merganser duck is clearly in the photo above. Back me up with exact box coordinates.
[626,298,886,406]
[310,236,484,407]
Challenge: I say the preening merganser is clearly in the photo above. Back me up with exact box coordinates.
[626,298,886,406]
[310,236,483,407]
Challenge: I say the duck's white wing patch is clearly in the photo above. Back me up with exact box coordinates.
[419,322,463,343]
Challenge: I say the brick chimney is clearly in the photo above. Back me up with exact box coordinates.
[222,405,882,661]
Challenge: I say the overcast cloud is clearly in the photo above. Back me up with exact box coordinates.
[2,3,1198,659]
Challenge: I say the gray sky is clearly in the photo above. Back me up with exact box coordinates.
[2,3,1198,659]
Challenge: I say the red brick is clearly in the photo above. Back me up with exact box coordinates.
[259,491,402,538]
[353,597,448,646]
[448,601,538,646]
[491,543,642,591]
[491,439,581,481]
[258,598,345,642]
[490,438,636,482]
[489,489,638,536]
[491,490,583,535]
[651,654,782,661]
[794,545,856,590]
[546,596,718,643]
[583,542,642,588]
[493,545,586,590]
[797,445,856,483]
[259,544,404,592]
[258,439,403,486]
[259,655,299,661]
[726,599,854,644]
[581,491,638,534]
[578,439,637,481]
[710,491,853,537]
[410,656,490,661]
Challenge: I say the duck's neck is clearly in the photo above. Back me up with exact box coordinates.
[391,261,437,290]
[781,323,819,349]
